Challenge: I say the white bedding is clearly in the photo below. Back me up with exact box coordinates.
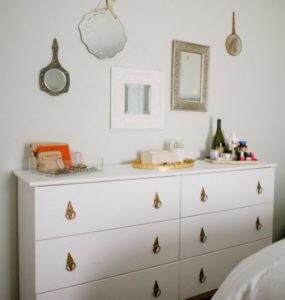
[212,239,285,300]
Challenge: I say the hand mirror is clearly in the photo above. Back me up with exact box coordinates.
[39,39,70,96]
[225,12,242,56]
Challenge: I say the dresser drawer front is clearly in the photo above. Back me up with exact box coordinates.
[37,262,179,300]
[180,238,271,299]
[35,176,180,240]
[181,203,273,259]
[36,220,179,293]
[181,168,274,217]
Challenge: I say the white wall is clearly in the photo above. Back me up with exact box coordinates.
[1,0,285,299]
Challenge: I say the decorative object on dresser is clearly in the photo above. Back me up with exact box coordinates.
[132,149,194,170]
[208,120,258,163]
[225,12,242,56]
[171,40,209,112]
[15,160,276,300]
[79,0,127,59]
[29,143,103,175]
[39,39,70,96]
[111,67,165,129]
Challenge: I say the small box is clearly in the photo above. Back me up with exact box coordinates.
[141,150,177,165]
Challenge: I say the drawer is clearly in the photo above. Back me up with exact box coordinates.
[180,238,271,300]
[181,203,273,259]
[35,176,180,240]
[37,262,179,300]
[35,219,179,293]
[181,168,274,217]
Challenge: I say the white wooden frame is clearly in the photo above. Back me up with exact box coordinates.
[111,67,165,129]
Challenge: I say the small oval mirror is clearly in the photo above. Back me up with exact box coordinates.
[39,39,70,96]
[44,68,67,92]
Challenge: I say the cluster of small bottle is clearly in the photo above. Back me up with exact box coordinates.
[211,119,256,161]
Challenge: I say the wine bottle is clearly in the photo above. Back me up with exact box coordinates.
[212,119,225,153]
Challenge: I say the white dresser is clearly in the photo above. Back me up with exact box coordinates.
[15,161,276,300]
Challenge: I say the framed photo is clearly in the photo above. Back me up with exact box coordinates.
[111,67,165,129]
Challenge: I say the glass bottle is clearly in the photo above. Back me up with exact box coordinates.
[212,119,225,153]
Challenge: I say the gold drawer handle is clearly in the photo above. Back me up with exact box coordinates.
[257,181,263,194]
[153,192,162,209]
[200,228,207,243]
[200,187,208,202]
[199,268,207,283]
[65,201,76,220]
[153,280,162,297]
[153,236,161,254]
[66,252,76,272]
[256,217,262,231]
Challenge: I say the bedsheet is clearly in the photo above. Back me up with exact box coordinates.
[212,239,285,300]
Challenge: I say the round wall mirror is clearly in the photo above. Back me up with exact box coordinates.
[39,39,70,96]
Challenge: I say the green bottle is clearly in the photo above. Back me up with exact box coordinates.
[212,119,225,152]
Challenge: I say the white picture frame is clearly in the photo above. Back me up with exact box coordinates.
[111,67,165,129]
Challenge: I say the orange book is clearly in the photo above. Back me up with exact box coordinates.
[35,144,72,167]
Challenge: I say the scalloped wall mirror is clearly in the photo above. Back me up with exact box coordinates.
[79,0,127,59]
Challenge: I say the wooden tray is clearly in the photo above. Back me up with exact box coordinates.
[205,158,258,165]
[132,159,195,170]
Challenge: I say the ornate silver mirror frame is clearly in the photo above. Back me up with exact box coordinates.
[171,40,209,111]
[39,39,70,96]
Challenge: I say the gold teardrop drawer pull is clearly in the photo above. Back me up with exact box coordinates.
[153,280,162,298]
[153,236,161,254]
[199,268,207,283]
[65,201,76,220]
[257,181,263,194]
[153,192,162,209]
[66,252,76,272]
[256,217,262,231]
[200,228,207,243]
[200,187,208,202]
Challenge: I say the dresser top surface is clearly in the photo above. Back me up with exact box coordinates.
[14,160,277,187]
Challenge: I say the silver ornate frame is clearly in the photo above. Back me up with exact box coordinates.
[171,40,209,111]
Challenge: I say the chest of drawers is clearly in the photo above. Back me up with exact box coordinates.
[15,161,276,300]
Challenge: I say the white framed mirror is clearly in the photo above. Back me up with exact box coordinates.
[171,40,209,111]
[111,67,165,129]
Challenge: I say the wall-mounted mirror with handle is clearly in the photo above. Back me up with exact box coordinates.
[171,40,209,111]
[39,38,70,96]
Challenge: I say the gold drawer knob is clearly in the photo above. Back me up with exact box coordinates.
[199,268,207,283]
[256,217,262,231]
[153,192,162,209]
[66,252,76,272]
[200,187,208,202]
[65,201,76,220]
[200,227,207,243]
[257,181,263,194]
[153,280,162,297]
[153,236,161,254]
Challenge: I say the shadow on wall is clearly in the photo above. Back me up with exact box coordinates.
[200,116,213,159]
